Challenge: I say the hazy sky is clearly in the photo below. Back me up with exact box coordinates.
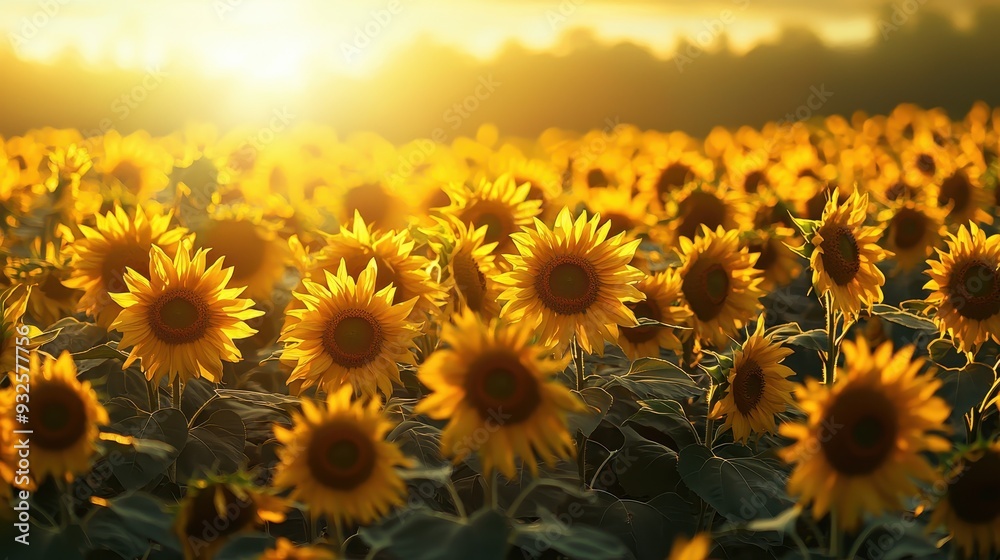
[0,0,985,83]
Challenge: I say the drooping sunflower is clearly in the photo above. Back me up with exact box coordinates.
[806,189,889,319]
[4,352,109,485]
[877,199,946,273]
[63,205,190,329]
[496,208,645,355]
[430,218,503,319]
[923,223,1000,353]
[616,269,692,361]
[677,226,764,349]
[306,212,446,323]
[259,538,338,560]
[438,174,543,259]
[780,339,951,531]
[273,385,413,527]
[415,309,584,479]
[279,258,420,399]
[194,204,290,304]
[176,476,287,560]
[711,316,796,444]
[928,442,1000,560]
[110,243,264,385]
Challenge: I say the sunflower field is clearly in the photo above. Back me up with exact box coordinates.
[2,102,1000,560]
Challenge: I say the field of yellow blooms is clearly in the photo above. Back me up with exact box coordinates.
[2,102,1000,560]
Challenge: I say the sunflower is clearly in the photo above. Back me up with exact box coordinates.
[273,385,413,527]
[176,476,286,560]
[110,243,263,385]
[877,198,946,273]
[662,183,749,245]
[747,227,803,290]
[486,148,565,224]
[432,218,503,319]
[4,239,82,328]
[194,204,290,304]
[583,183,656,239]
[711,316,795,443]
[616,269,691,361]
[807,189,889,319]
[634,138,715,210]
[667,533,712,560]
[438,174,542,259]
[3,351,109,485]
[306,212,446,323]
[415,309,584,479]
[928,442,1000,559]
[0,283,32,378]
[923,223,1000,353]
[899,130,953,188]
[88,129,173,204]
[63,205,190,329]
[496,208,645,356]
[779,339,951,531]
[929,165,994,227]
[676,226,764,349]
[279,258,420,399]
[259,538,338,560]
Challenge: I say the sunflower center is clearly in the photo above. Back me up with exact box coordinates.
[820,387,899,476]
[148,289,211,345]
[743,170,765,192]
[622,298,662,344]
[464,351,542,424]
[452,252,488,313]
[100,243,150,293]
[682,260,730,321]
[587,169,609,188]
[947,450,1000,525]
[322,309,384,368]
[891,207,927,250]
[656,163,693,197]
[733,359,766,415]
[603,212,633,238]
[916,154,936,175]
[344,183,390,227]
[950,259,1000,321]
[938,171,972,217]
[534,255,600,315]
[110,161,143,193]
[461,201,516,250]
[183,484,257,542]
[201,219,268,282]
[677,191,727,241]
[819,225,861,285]
[29,383,88,451]
[40,272,76,301]
[885,182,910,202]
[307,421,378,491]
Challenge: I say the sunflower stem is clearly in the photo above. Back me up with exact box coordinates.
[824,292,838,385]
[172,377,182,410]
[146,377,159,412]
[704,383,717,448]
[829,510,841,558]
[483,472,497,510]
[572,338,588,487]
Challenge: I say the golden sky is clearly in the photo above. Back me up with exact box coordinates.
[4,0,975,84]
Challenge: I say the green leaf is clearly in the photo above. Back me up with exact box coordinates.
[937,362,997,425]
[900,299,934,315]
[625,399,700,448]
[215,533,277,560]
[611,429,681,498]
[176,409,247,481]
[676,444,792,522]
[929,337,966,369]
[609,358,701,401]
[785,329,828,352]
[745,505,802,532]
[85,507,150,559]
[568,386,614,437]
[361,508,509,560]
[513,507,630,560]
[388,420,447,467]
[587,490,672,559]
[647,492,698,536]
[871,304,937,331]
[111,407,188,489]
[71,341,129,361]
[636,317,690,330]
[107,492,182,551]
[214,388,301,408]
